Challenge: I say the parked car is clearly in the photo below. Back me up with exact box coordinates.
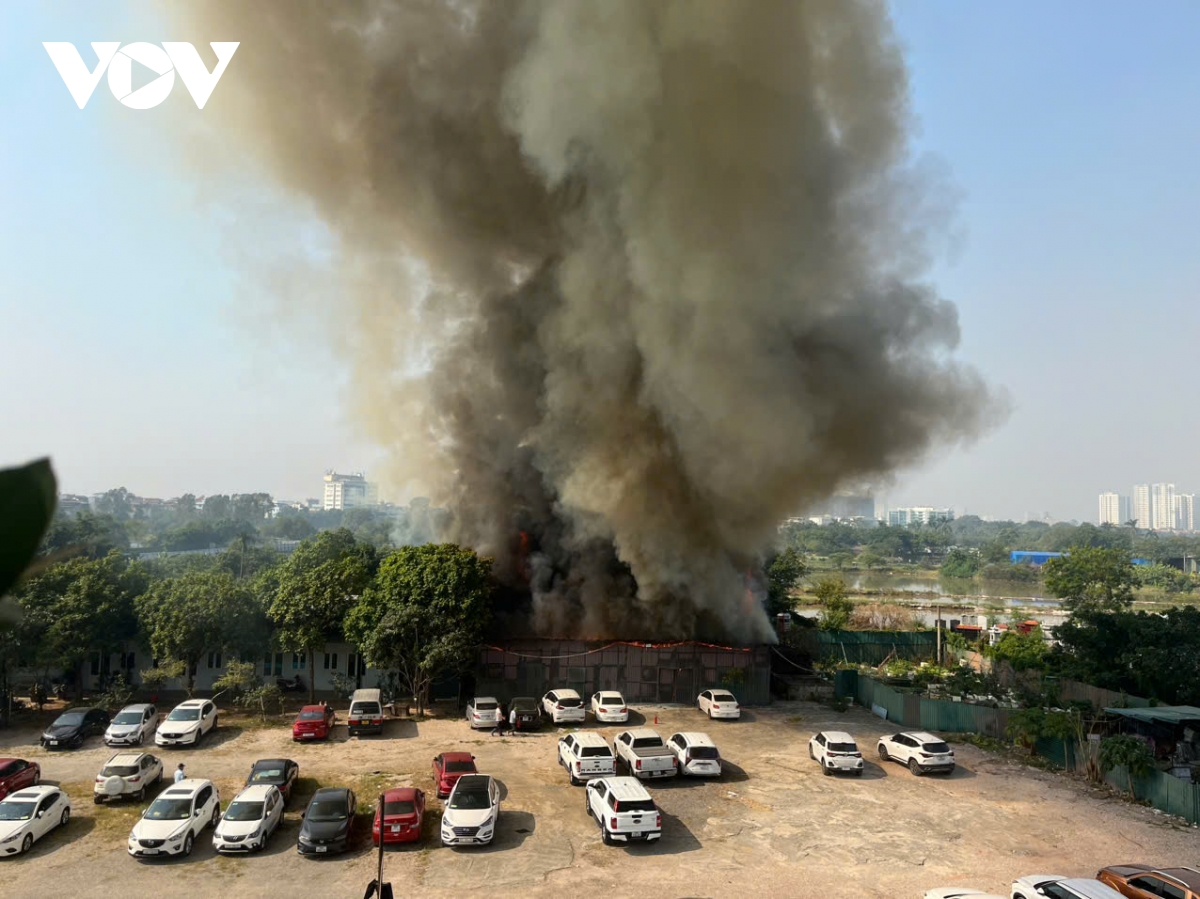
[541,689,586,725]
[509,697,540,731]
[923,890,1006,899]
[0,785,71,856]
[667,732,723,777]
[41,707,110,749]
[105,703,158,747]
[433,752,478,799]
[213,784,284,853]
[590,691,629,724]
[297,787,357,856]
[558,732,616,785]
[127,778,220,859]
[372,787,425,846]
[155,699,218,748]
[0,759,39,801]
[1098,864,1200,898]
[347,688,384,737]
[1011,876,1126,899]
[584,776,661,845]
[93,751,164,803]
[440,774,499,848]
[809,731,864,777]
[292,704,336,741]
[877,731,955,776]
[612,729,678,780]
[697,689,741,720]
[465,696,501,730]
[245,758,299,803]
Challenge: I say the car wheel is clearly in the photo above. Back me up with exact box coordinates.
[854,769,863,777]
[183,832,194,856]
[93,795,103,805]
[21,833,33,854]
[135,786,145,802]
[908,758,922,776]
[137,732,144,746]
[60,807,70,828]
[569,771,578,786]
[878,745,889,761]
[822,764,831,777]
[211,806,220,828]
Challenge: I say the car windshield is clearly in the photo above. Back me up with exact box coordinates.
[0,802,34,821]
[631,737,663,749]
[580,747,612,758]
[224,800,264,822]
[384,800,416,815]
[352,702,381,716]
[101,764,139,777]
[54,712,85,726]
[299,710,325,720]
[449,789,491,810]
[445,761,475,773]
[511,699,535,711]
[113,712,143,725]
[689,746,720,759]
[473,701,498,712]
[307,799,348,821]
[614,798,656,813]
[923,741,951,754]
[712,693,736,703]
[144,798,192,820]
[251,768,284,781]
[167,708,201,722]
[829,743,858,753]
[600,694,623,704]
[556,696,582,708]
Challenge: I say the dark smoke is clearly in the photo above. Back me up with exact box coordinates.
[175,1,998,642]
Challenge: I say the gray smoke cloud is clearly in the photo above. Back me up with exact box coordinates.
[175,0,998,642]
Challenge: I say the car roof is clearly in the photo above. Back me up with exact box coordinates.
[175,699,207,708]
[624,728,661,739]
[440,751,475,763]
[471,696,499,703]
[551,688,581,698]
[251,758,293,769]
[311,787,352,800]
[5,785,59,800]
[819,731,856,743]
[452,774,492,791]
[108,751,150,765]
[570,732,610,747]
[708,688,737,695]
[903,731,943,743]
[162,779,211,796]
[1057,880,1125,898]
[118,703,154,712]
[597,690,624,696]
[676,732,716,746]
[0,758,18,766]
[57,706,100,714]
[1155,869,1200,889]
[382,787,419,801]
[299,704,327,712]
[1101,866,1153,878]
[234,784,278,802]
[598,776,652,800]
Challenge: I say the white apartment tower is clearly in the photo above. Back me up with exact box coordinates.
[1175,494,1196,532]
[1098,492,1131,527]
[322,471,379,511]
[1152,483,1176,531]
[1132,484,1151,531]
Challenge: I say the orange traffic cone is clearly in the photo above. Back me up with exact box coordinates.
[654,714,658,725]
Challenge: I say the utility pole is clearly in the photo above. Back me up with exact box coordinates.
[936,600,943,665]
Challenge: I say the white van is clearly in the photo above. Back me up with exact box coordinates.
[348,689,384,736]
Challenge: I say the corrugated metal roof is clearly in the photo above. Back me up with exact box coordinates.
[1104,705,1200,724]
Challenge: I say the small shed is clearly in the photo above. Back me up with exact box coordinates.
[1105,706,1200,778]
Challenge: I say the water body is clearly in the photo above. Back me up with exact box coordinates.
[841,572,1059,603]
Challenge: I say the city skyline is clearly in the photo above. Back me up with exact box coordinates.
[1099,484,1197,531]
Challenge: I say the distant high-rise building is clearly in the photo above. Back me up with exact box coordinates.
[1132,484,1151,531]
[1098,492,1131,527]
[888,507,954,527]
[1152,483,1176,531]
[322,471,379,511]
[801,492,876,521]
[1175,494,1196,532]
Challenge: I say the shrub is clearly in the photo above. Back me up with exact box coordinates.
[1099,734,1155,799]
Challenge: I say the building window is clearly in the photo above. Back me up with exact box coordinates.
[207,651,222,670]
[292,652,306,671]
[263,654,272,676]
[125,652,136,670]
[323,652,338,671]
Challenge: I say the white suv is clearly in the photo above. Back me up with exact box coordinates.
[697,689,741,719]
[128,778,221,858]
[440,774,500,847]
[1011,876,1125,899]
[667,732,723,777]
[213,784,283,853]
[156,699,218,748]
[590,691,629,724]
[541,689,586,725]
[105,704,158,747]
[877,731,955,775]
[94,752,164,804]
[584,776,661,845]
[809,731,864,777]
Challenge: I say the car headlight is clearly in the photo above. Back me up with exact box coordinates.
[1,831,21,843]
[479,816,493,828]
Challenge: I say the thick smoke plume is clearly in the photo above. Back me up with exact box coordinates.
[177,1,996,642]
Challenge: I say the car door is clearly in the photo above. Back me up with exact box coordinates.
[346,791,357,836]
[194,785,214,834]
[589,780,607,819]
[287,761,298,793]
[35,792,58,838]
[140,755,156,784]
[489,779,499,815]
[85,709,103,736]
[1125,875,1177,899]
[203,703,217,733]
[814,733,827,760]
[144,707,157,738]
[415,790,425,823]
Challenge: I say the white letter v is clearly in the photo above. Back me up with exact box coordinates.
[43,42,121,109]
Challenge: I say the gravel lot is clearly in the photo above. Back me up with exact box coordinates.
[0,701,1194,898]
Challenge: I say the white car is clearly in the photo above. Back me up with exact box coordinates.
[128,778,221,858]
[584,776,661,845]
[156,699,218,748]
[94,751,164,803]
[541,689,586,725]
[105,703,158,747]
[697,689,741,720]
[590,691,629,724]
[924,890,1006,899]
[440,774,499,847]
[877,731,956,776]
[809,731,864,777]
[1011,876,1125,899]
[0,786,71,857]
[465,696,501,730]
[667,732,723,777]
[213,784,283,853]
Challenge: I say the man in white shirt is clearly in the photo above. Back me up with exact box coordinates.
[174,763,186,783]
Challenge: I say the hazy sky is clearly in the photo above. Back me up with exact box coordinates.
[3,2,1199,521]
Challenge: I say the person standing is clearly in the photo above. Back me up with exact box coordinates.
[174,763,186,783]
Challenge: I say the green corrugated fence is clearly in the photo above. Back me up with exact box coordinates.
[1103,764,1200,822]
[802,630,938,665]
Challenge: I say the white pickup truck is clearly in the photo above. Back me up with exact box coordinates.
[584,776,662,845]
[612,729,678,780]
[557,732,616,785]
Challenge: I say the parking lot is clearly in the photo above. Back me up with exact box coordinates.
[0,701,1194,898]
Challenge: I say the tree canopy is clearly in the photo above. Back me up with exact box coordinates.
[1043,546,1135,612]
[765,547,807,616]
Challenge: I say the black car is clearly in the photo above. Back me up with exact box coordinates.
[297,787,356,856]
[41,707,110,749]
[246,758,299,802]
[509,697,540,731]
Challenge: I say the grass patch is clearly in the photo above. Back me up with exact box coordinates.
[948,733,1055,770]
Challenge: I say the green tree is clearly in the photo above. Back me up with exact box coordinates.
[1043,546,1135,612]
[262,512,317,541]
[268,529,377,703]
[856,550,883,570]
[95,487,134,521]
[201,495,232,520]
[813,577,853,631]
[765,547,807,616]
[989,627,1048,671]
[39,512,129,560]
[1005,707,1046,752]
[345,544,492,715]
[1099,734,1155,800]
[136,571,268,694]
[940,548,980,579]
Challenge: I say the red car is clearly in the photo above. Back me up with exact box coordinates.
[0,758,39,801]
[292,704,336,741]
[432,752,477,799]
[372,787,425,845]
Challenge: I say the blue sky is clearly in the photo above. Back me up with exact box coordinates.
[2,2,1199,521]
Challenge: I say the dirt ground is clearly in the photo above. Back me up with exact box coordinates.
[0,701,1195,898]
